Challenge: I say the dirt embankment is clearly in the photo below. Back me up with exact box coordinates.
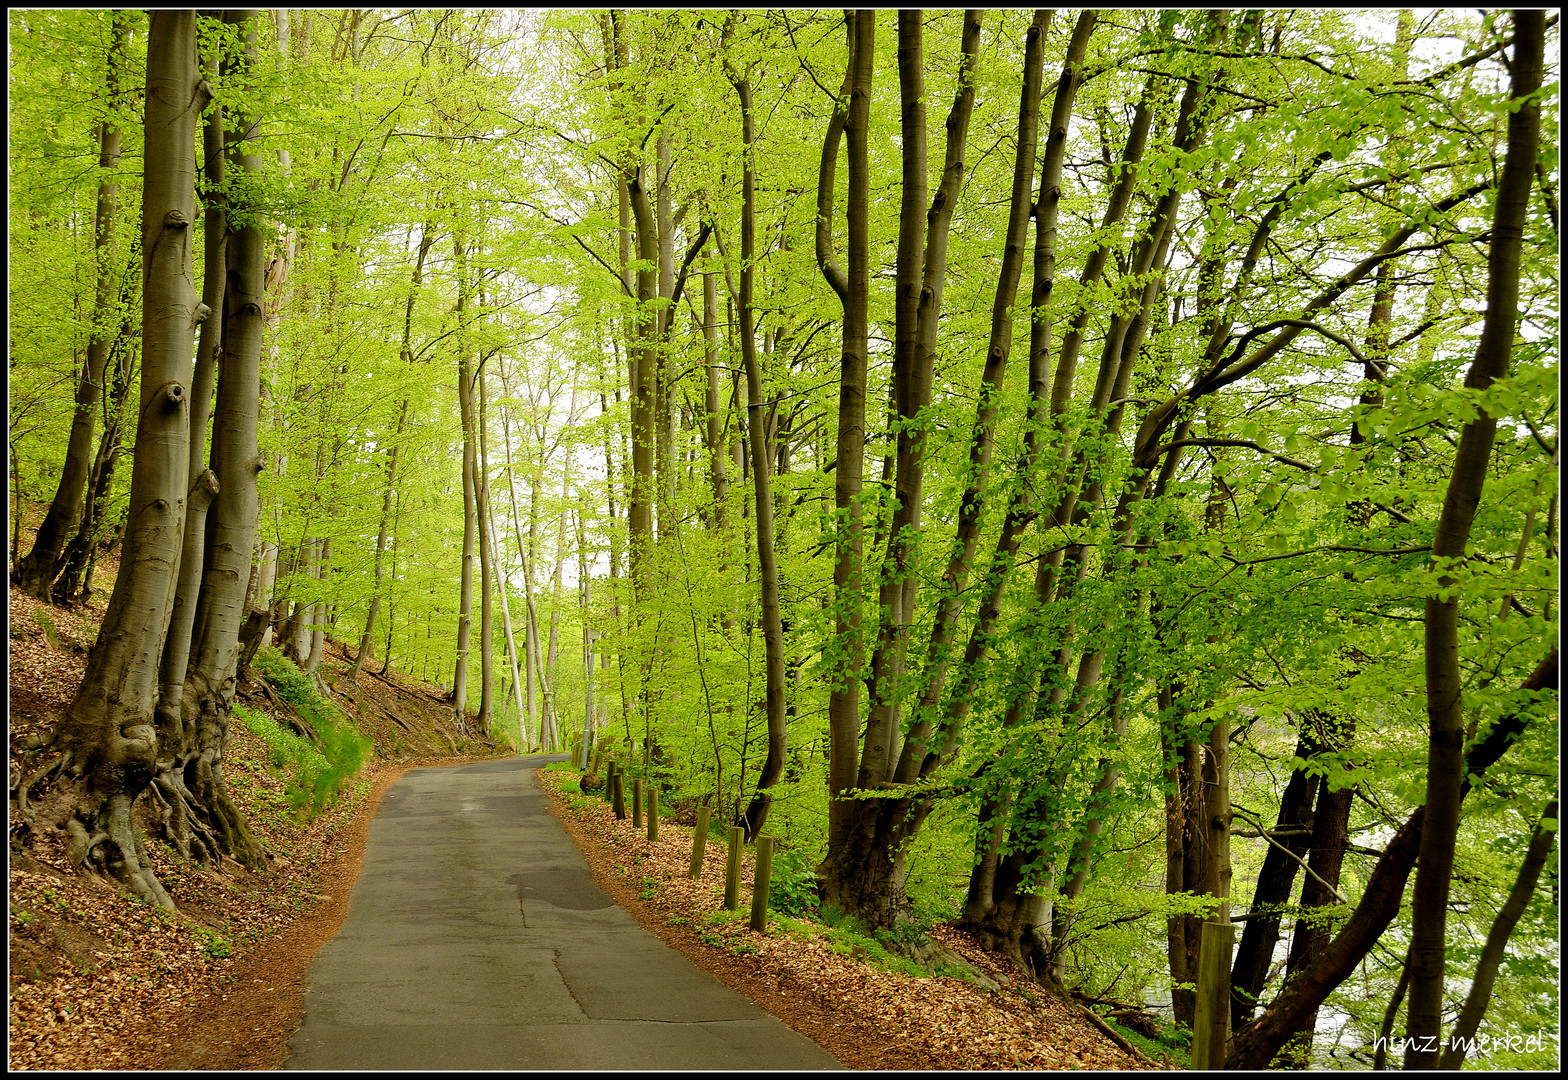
[8,576,510,1070]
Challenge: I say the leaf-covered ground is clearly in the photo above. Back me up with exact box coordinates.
[9,532,1154,1070]
[538,767,1160,1071]
[7,557,510,1069]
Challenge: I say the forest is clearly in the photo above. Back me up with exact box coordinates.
[6,7,1559,1070]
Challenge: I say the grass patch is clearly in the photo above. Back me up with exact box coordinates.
[193,926,233,960]
[1101,1014,1190,1067]
[240,647,373,819]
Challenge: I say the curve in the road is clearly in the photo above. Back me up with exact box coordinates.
[284,754,842,1071]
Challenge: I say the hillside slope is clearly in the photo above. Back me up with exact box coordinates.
[8,574,508,1069]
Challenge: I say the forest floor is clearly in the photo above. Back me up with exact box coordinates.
[538,767,1160,1071]
[8,517,1157,1071]
[7,539,510,1069]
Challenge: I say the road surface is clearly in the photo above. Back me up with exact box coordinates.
[284,754,841,1071]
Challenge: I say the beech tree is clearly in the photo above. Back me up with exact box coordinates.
[10,9,1558,1065]
[17,11,204,905]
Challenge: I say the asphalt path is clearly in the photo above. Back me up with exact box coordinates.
[284,754,841,1071]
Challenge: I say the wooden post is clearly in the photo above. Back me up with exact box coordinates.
[611,769,626,820]
[632,777,643,828]
[690,805,711,878]
[647,786,659,841]
[749,835,774,932]
[603,760,616,804]
[724,825,743,910]
[1192,920,1235,1070]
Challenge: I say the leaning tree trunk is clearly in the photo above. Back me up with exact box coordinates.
[13,11,129,600]
[959,11,1096,967]
[1438,795,1559,1069]
[1404,12,1543,1067]
[23,11,202,908]
[1229,650,1558,1068]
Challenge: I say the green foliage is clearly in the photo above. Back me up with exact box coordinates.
[193,926,233,960]
[7,7,1558,1056]
[765,848,820,918]
[239,647,372,819]
[1103,1014,1190,1068]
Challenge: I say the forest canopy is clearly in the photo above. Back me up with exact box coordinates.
[7,8,1559,1070]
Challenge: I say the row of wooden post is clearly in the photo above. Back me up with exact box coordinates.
[589,754,1221,1061]
[600,766,773,933]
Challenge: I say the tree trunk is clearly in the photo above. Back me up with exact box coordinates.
[1438,795,1558,1069]
[14,11,129,600]
[724,49,786,842]
[36,11,201,908]
[818,7,873,895]
[960,10,1096,961]
[452,234,477,728]
[1404,13,1542,1066]
[153,10,270,871]
[702,265,730,535]
[351,222,434,682]
[1275,716,1356,1067]
[54,273,139,606]
[305,535,328,677]
[1229,731,1320,1026]
[477,355,496,736]
[1229,650,1557,1068]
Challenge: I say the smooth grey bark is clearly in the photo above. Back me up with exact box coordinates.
[34,11,201,908]
[154,9,270,871]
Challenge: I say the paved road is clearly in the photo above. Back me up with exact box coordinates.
[284,755,841,1071]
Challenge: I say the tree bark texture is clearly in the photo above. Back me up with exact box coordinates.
[40,11,201,907]
[153,9,270,872]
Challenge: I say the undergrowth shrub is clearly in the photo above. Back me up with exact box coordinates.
[241,647,372,818]
[766,848,820,917]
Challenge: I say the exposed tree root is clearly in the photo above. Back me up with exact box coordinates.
[69,787,175,909]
